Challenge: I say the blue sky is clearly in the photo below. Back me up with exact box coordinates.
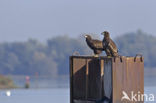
[0,0,156,42]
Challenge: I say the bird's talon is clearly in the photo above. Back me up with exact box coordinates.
[94,55,99,57]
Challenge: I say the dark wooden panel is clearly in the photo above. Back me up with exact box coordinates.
[87,58,102,100]
[73,58,87,99]
[74,100,96,103]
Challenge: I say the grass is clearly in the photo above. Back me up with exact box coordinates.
[0,75,17,89]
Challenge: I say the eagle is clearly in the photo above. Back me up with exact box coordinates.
[101,31,119,57]
[84,35,104,56]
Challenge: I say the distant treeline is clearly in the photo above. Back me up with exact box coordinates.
[0,30,155,76]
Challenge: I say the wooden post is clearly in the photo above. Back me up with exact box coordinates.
[70,56,144,103]
[70,56,73,103]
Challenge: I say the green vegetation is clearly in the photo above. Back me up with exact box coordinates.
[115,30,156,68]
[0,75,16,89]
[0,30,155,77]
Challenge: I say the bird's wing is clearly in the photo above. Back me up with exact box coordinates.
[91,40,103,49]
[108,39,118,52]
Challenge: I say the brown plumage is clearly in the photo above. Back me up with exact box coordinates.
[101,31,119,57]
[84,35,104,56]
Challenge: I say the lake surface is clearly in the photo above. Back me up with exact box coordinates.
[0,87,155,103]
[0,88,69,103]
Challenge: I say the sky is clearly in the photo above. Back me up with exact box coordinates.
[0,0,156,42]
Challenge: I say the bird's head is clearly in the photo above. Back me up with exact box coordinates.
[84,35,91,39]
[101,31,110,38]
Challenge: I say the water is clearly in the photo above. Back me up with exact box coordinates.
[0,88,69,103]
[0,87,155,103]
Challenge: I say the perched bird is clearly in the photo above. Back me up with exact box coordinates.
[101,31,119,57]
[84,35,104,56]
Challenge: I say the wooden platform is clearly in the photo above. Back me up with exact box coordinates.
[70,56,144,103]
